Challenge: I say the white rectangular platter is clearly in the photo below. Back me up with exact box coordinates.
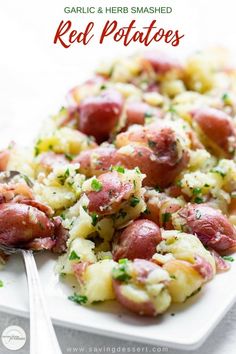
[0,252,236,350]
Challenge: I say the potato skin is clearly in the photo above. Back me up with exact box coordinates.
[144,189,184,228]
[73,144,116,177]
[113,144,189,188]
[124,102,161,129]
[175,203,236,253]
[142,51,182,74]
[87,171,133,215]
[114,126,189,188]
[112,259,171,316]
[112,219,162,261]
[0,203,54,247]
[37,152,68,172]
[192,108,236,157]
[78,89,124,143]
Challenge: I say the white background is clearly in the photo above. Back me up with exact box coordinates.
[1,0,236,353]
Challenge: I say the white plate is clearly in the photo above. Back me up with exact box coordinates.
[0,252,236,350]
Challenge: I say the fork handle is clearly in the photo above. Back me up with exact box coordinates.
[22,250,62,354]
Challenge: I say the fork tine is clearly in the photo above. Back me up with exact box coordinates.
[0,243,19,255]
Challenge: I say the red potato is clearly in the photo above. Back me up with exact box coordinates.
[37,152,68,172]
[192,108,236,157]
[113,144,189,188]
[112,259,171,316]
[114,126,189,187]
[73,144,116,177]
[0,203,54,247]
[192,255,214,281]
[0,150,10,171]
[144,190,183,229]
[68,76,105,105]
[87,171,133,215]
[142,51,182,74]
[78,89,124,143]
[174,203,236,253]
[0,183,34,204]
[112,219,161,261]
[124,102,162,129]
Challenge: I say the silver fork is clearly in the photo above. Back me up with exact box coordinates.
[0,244,62,354]
[0,170,62,353]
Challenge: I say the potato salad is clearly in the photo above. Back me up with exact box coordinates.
[1,49,236,317]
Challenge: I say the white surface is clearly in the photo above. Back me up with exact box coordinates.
[0,253,236,350]
[1,305,236,354]
[1,0,236,352]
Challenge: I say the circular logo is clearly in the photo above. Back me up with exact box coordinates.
[1,325,26,351]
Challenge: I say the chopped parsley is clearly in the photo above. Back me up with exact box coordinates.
[91,213,99,226]
[58,168,70,185]
[60,213,66,220]
[186,287,202,299]
[194,196,203,204]
[176,180,182,187]
[222,93,231,105]
[130,196,140,207]
[222,255,234,262]
[192,187,202,195]
[135,167,141,174]
[162,212,171,223]
[91,178,103,192]
[68,293,88,305]
[0,280,3,288]
[143,207,150,215]
[65,153,74,161]
[34,139,42,157]
[113,259,131,282]
[170,275,177,280]
[100,84,107,90]
[112,166,125,174]
[69,250,81,261]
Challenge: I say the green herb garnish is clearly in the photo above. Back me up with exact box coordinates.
[222,255,234,262]
[91,178,103,192]
[58,168,70,185]
[0,280,3,288]
[194,197,203,204]
[112,166,125,174]
[69,251,81,261]
[186,287,202,299]
[192,187,202,195]
[91,213,99,226]
[68,293,88,304]
[113,259,131,282]
[130,196,140,207]
[162,212,171,223]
